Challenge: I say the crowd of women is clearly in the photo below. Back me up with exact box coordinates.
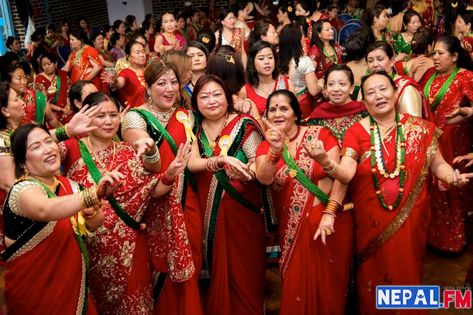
[2,0,473,314]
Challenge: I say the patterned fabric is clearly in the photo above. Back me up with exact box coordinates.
[4,176,98,314]
[61,140,157,315]
[256,126,352,315]
[117,68,146,108]
[68,45,103,91]
[0,130,12,156]
[423,69,473,253]
[308,44,345,79]
[343,115,440,314]
[392,33,411,56]
[35,70,71,123]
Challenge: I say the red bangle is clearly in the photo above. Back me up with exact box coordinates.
[161,174,176,186]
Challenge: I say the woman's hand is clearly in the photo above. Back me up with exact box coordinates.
[133,138,156,157]
[313,213,335,245]
[66,105,100,137]
[262,119,284,153]
[302,140,329,166]
[120,104,131,121]
[219,156,253,181]
[453,153,473,168]
[446,107,472,119]
[234,98,253,114]
[100,70,117,85]
[96,170,126,199]
[164,142,192,179]
[446,169,473,188]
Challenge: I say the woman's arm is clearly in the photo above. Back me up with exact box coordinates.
[430,149,473,186]
[44,103,62,128]
[122,123,162,173]
[0,155,15,191]
[305,70,321,97]
[85,57,102,80]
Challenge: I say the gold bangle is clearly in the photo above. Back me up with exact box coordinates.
[64,124,73,138]
[81,209,98,219]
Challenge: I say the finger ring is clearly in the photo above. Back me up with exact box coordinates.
[325,229,332,235]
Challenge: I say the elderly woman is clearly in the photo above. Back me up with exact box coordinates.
[187,74,273,315]
[3,123,121,314]
[313,71,473,315]
[122,60,202,315]
[255,89,351,315]
[60,91,190,315]
[365,41,430,119]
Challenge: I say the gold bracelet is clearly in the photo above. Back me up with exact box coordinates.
[64,124,73,138]
[81,209,98,219]
[80,187,100,209]
[264,148,282,165]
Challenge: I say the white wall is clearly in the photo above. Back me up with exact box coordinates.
[107,0,153,26]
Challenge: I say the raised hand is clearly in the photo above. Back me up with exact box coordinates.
[220,156,253,181]
[133,138,156,157]
[448,169,473,188]
[302,140,329,165]
[165,142,192,179]
[313,213,335,245]
[96,170,126,199]
[66,104,100,136]
[262,118,284,153]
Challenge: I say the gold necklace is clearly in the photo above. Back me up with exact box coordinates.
[86,137,116,172]
[202,113,229,149]
[149,105,174,125]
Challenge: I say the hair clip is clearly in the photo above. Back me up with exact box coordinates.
[287,6,293,12]
[451,1,458,8]
[224,55,235,64]
[201,36,210,44]
[158,59,166,67]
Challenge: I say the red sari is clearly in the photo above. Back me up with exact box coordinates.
[196,114,267,315]
[117,68,146,108]
[423,69,473,253]
[134,108,202,315]
[308,44,344,79]
[3,176,97,315]
[257,126,353,315]
[245,76,290,116]
[60,140,158,315]
[68,45,103,91]
[20,87,47,126]
[35,70,72,123]
[343,115,440,315]
[394,75,432,120]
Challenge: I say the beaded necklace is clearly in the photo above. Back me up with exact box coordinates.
[323,46,338,64]
[369,113,406,211]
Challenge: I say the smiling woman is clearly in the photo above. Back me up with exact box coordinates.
[255,89,352,315]
[312,71,473,315]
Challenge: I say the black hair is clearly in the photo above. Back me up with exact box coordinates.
[39,51,57,65]
[277,1,296,21]
[68,80,94,112]
[249,19,274,48]
[112,19,125,34]
[6,36,16,49]
[0,81,11,130]
[82,91,119,110]
[324,64,355,86]
[411,26,433,55]
[265,89,302,125]
[197,28,216,53]
[344,29,371,61]
[278,23,303,75]
[365,40,394,60]
[436,34,473,71]
[310,19,335,69]
[2,64,22,83]
[402,9,423,32]
[216,7,233,51]
[206,51,245,95]
[185,40,210,59]
[246,40,277,87]
[110,32,123,46]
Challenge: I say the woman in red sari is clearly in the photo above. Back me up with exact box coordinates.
[255,89,352,315]
[188,75,273,315]
[315,71,473,315]
[309,64,366,142]
[63,31,103,91]
[60,92,191,315]
[3,123,122,315]
[423,35,473,253]
[102,41,147,108]
[122,60,201,315]
[366,41,431,120]
[308,20,344,80]
[242,40,294,116]
[35,52,73,124]
[4,64,60,127]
